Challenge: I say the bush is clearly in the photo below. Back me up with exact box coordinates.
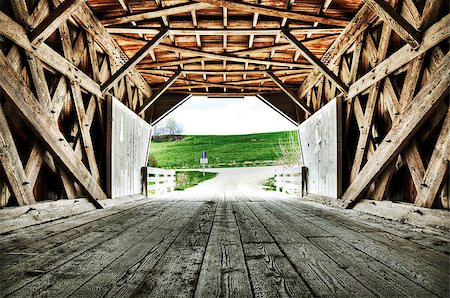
[148,155,158,167]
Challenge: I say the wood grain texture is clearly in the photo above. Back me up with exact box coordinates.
[1,191,448,297]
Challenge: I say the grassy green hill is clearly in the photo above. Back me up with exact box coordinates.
[149,131,298,169]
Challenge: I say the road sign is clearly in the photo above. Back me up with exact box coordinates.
[200,151,208,176]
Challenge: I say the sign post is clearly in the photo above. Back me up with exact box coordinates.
[200,151,208,177]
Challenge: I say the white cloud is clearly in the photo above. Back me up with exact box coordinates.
[157,96,296,135]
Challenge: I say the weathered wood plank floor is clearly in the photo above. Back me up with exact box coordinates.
[0,191,449,297]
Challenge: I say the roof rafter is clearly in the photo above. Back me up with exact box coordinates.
[266,71,313,115]
[155,43,311,69]
[137,71,182,114]
[102,30,168,93]
[193,0,349,26]
[283,30,348,93]
[102,2,213,26]
[106,27,344,36]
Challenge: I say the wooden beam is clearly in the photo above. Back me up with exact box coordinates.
[0,11,102,97]
[171,91,259,96]
[155,43,310,69]
[71,3,152,97]
[414,106,450,208]
[266,71,313,115]
[0,50,107,201]
[141,69,307,75]
[137,71,182,114]
[101,2,213,26]
[282,30,348,93]
[297,5,375,99]
[101,30,168,93]
[193,0,348,26]
[347,13,450,99]
[106,27,344,35]
[0,104,35,205]
[256,94,299,126]
[341,53,450,208]
[30,0,86,47]
[362,0,421,48]
[151,94,193,125]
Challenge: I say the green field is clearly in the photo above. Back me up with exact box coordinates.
[175,171,218,190]
[149,131,298,169]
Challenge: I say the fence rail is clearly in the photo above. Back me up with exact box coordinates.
[143,167,176,197]
[274,167,306,196]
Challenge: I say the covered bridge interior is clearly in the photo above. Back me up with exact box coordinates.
[0,0,449,296]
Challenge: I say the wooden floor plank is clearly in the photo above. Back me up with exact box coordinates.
[311,236,439,297]
[0,199,148,250]
[1,202,177,295]
[239,202,315,297]
[194,202,253,297]
[232,201,273,243]
[280,199,450,261]
[0,202,167,270]
[8,202,191,297]
[277,200,448,297]
[243,242,313,297]
[249,202,377,297]
[1,193,448,298]
[129,201,217,297]
[68,202,203,297]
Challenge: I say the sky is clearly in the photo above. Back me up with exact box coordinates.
[156,96,296,135]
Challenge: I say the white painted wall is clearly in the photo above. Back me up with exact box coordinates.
[106,96,152,198]
[298,98,342,198]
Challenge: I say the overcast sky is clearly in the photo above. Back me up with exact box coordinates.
[156,96,296,135]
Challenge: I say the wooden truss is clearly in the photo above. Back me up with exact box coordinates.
[0,0,448,210]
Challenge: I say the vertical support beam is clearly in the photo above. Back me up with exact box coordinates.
[362,0,421,48]
[266,71,313,115]
[101,30,168,93]
[0,105,36,205]
[70,82,101,182]
[137,71,182,115]
[30,0,87,47]
[414,107,450,208]
[282,30,349,94]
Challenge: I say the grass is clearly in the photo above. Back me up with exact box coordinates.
[261,177,277,191]
[175,171,218,190]
[149,131,298,169]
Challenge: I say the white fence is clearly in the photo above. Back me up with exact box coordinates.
[143,167,176,197]
[274,167,306,196]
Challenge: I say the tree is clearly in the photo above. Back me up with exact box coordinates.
[275,131,303,168]
[165,118,183,135]
[153,118,183,136]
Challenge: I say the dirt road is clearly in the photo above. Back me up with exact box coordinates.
[183,166,283,193]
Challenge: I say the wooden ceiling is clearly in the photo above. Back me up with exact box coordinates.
[86,0,364,97]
